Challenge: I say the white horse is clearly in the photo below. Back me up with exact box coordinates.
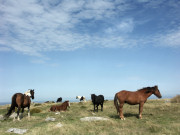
[76,96,86,102]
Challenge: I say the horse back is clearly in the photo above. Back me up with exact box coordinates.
[56,102,69,111]
[23,95,31,107]
[13,93,24,107]
[94,95,104,104]
[13,93,31,107]
[116,90,142,105]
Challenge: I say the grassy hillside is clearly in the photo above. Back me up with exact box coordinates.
[0,99,179,135]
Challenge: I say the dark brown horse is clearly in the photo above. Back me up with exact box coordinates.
[114,86,162,120]
[5,89,34,120]
[50,101,70,112]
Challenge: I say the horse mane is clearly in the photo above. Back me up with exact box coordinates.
[24,90,31,96]
[137,86,155,93]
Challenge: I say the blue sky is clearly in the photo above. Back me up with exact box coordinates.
[0,0,180,102]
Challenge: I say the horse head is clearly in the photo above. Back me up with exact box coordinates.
[30,89,35,99]
[66,101,70,108]
[153,86,162,98]
[91,94,95,99]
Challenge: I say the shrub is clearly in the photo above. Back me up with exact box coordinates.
[171,95,180,103]
[30,108,42,114]
[34,103,42,106]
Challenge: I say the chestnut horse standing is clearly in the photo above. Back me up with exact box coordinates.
[5,89,34,120]
[114,86,162,120]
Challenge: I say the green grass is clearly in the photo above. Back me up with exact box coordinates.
[0,99,179,135]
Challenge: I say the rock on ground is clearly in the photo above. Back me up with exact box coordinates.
[80,117,109,121]
[45,117,56,121]
[9,112,17,119]
[55,112,60,115]
[7,128,27,134]
[56,123,63,127]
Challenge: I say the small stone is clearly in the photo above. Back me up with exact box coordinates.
[80,117,109,121]
[56,123,63,127]
[45,117,55,121]
[7,128,27,134]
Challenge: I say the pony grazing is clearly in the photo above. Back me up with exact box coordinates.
[91,94,104,112]
[50,101,70,112]
[114,86,162,120]
[76,96,86,102]
[5,89,35,120]
[56,97,62,102]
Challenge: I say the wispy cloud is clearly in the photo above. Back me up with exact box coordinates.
[0,0,180,56]
[156,28,180,47]
[105,18,135,34]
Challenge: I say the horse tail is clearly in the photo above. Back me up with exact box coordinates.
[114,93,119,114]
[5,94,17,118]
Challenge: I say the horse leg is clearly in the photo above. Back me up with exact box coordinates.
[119,103,125,120]
[28,106,30,117]
[21,107,24,119]
[17,106,21,121]
[101,103,103,111]
[139,102,144,119]
[12,108,16,121]
[93,104,96,112]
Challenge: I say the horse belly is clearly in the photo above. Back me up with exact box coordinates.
[126,101,138,105]
[126,96,140,105]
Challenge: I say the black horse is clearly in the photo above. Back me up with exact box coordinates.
[91,94,104,112]
[56,97,62,102]
[5,89,35,120]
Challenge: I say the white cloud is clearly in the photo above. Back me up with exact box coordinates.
[154,29,180,47]
[105,18,134,34]
[0,0,134,56]
[0,0,179,57]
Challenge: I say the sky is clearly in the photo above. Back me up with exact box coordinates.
[0,0,180,102]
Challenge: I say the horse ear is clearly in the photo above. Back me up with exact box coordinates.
[154,85,158,90]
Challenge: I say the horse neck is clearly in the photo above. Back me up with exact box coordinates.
[138,89,153,98]
[62,102,67,106]
[62,103,68,109]
[24,92,31,97]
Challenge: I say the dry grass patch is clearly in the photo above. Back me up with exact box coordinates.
[171,95,180,103]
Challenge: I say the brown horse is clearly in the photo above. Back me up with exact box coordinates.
[114,86,162,120]
[50,101,70,112]
[5,89,35,120]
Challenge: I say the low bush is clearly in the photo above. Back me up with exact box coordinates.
[30,108,42,114]
[171,95,180,103]
[34,103,42,106]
